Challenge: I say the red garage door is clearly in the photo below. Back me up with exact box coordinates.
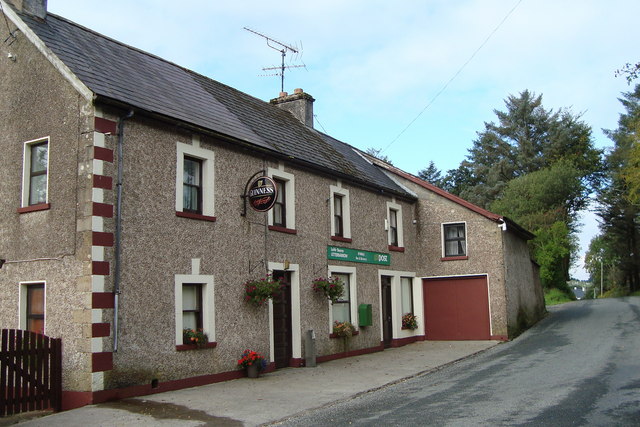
[423,276,490,340]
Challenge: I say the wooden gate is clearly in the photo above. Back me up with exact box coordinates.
[1,329,62,416]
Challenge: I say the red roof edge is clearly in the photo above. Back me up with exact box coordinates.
[359,151,535,240]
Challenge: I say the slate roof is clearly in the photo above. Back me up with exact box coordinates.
[16,10,414,199]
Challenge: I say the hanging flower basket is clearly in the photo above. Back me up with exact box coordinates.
[333,320,356,338]
[402,313,418,330]
[243,275,282,307]
[312,276,345,303]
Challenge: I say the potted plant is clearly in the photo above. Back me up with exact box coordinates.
[182,328,209,348]
[332,320,356,338]
[243,274,282,307]
[237,349,267,378]
[402,313,418,330]
[312,276,345,303]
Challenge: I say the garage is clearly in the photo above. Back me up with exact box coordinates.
[422,275,491,340]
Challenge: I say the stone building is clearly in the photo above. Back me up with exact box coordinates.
[0,0,544,409]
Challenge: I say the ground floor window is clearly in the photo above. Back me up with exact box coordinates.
[175,260,215,347]
[401,277,414,315]
[20,282,45,334]
[331,273,351,323]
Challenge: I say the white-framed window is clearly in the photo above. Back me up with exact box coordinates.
[328,265,357,329]
[400,277,414,315]
[330,184,351,239]
[175,259,215,346]
[443,222,467,257]
[19,281,46,334]
[175,138,215,218]
[268,167,295,230]
[386,200,403,248]
[21,137,49,207]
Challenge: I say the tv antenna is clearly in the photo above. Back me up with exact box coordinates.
[244,27,305,93]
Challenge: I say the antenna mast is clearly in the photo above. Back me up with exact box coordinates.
[244,27,305,92]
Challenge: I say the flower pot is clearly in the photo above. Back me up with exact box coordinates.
[246,363,259,378]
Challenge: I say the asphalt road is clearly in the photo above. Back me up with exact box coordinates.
[279,297,640,426]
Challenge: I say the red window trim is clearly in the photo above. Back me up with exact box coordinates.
[268,225,297,235]
[176,211,217,222]
[440,256,469,261]
[17,203,50,214]
[388,245,405,252]
[331,236,352,243]
[176,342,217,351]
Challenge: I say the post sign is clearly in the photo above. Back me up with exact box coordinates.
[327,246,391,265]
[247,176,277,212]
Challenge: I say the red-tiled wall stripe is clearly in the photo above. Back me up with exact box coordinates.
[94,146,114,163]
[92,232,114,247]
[92,292,114,309]
[92,261,110,276]
[92,202,113,218]
[92,352,113,372]
[94,117,117,135]
[93,175,113,190]
[92,323,111,337]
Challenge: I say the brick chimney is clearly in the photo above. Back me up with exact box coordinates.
[270,88,315,128]
[7,0,47,19]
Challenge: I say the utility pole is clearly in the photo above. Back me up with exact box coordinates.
[600,258,604,297]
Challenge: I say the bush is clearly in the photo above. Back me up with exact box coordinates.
[544,287,575,306]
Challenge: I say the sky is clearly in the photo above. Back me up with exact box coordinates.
[45,0,640,280]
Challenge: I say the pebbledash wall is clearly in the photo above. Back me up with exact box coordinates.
[94,110,422,398]
[0,0,543,410]
[0,20,424,404]
[377,164,546,340]
[0,10,96,394]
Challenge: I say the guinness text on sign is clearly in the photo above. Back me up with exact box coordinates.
[247,176,278,212]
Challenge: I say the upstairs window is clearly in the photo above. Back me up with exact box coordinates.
[273,178,287,227]
[389,209,399,247]
[183,157,202,214]
[175,139,215,221]
[268,167,296,233]
[387,200,404,249]
[330,185,351,241]
[334,194,344,237]
[22,138,49,207]
[443,223,467,257]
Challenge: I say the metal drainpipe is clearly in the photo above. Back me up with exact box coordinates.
[113,110,134,352]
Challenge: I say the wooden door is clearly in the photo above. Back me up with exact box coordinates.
[381,276,393,348]
[272,271,292,368]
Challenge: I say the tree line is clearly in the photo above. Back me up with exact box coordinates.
[415,78,639,297]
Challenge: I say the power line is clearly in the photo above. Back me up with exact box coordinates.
[381,0,524,154]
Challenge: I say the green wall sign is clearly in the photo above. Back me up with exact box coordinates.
[327,246,391,265]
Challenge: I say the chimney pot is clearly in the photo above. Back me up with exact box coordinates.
[270,90,315,128]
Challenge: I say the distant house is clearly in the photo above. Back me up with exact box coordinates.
[0,0,545,410]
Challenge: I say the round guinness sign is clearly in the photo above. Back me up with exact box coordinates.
[247,176,278,212]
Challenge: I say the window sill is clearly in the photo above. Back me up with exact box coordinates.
[330,331,359,339]
[17,203,51,214]
[176,211,217,222]
[176,342,217,351]
[388,245,405,252]
[401,326,419,331]
[268,225,297,235]
[441,256,469,261]
[331,236,352,243]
